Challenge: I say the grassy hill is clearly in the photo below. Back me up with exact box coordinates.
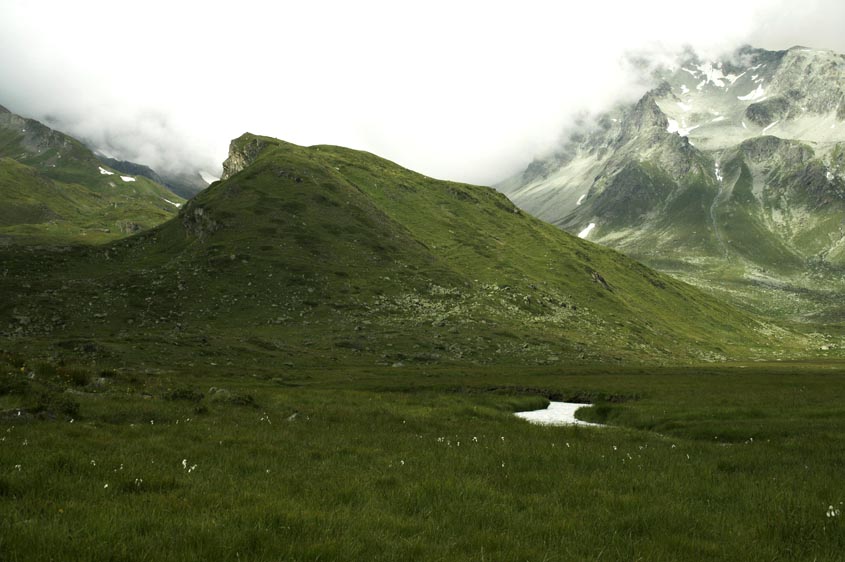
[0,134,806,367]
[1,133,842,562]
[0,105,184,244]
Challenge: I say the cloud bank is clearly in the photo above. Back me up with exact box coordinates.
[0,0,842,185]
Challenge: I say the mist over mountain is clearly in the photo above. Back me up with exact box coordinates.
[500,45,845,322]
[5,1,845,188]
[0,104,183,244]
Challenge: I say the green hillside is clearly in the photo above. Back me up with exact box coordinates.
[0,105,184,244]
[0,134,803,367]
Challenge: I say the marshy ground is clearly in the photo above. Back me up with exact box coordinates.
[2,359,844,561]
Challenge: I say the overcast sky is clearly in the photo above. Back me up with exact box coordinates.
[1,0,844,185]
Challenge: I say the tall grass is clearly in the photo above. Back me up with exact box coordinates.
[1,362,844,560]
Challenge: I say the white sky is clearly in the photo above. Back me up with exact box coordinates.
[1,0,843,184]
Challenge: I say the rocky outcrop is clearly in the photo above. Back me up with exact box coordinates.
[614,94,668,147]
[221,134,272,180]
[739,136,813,165]
[180,203,220,240]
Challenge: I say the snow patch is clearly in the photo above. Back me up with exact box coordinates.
[710,116,727,124]
[728,71,746,84]
[667,119,700,137]
[98,167,114,176]
[715,163,723,182]
[514,402,602,427]
[696,62,732,89]
[680,84,689,95]
[696,80,707,91]
[738,85,766,101]
[827,171,835,182]
[576,194,587,206]
[742,121,748,129]
[681,67,700,78]
[162,198,182,208]
[578,223,596,239]
[120,176,136,182]
[762,121,780,133]
[677,102,692,112]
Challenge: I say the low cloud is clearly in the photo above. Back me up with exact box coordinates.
[0,0,841,185]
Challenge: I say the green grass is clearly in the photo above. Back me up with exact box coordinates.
[1,359,845,561]
[0,134,800,367]
[0,133,842,560]
[0,111,184,245]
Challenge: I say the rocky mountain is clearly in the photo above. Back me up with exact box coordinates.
[500,46,845,322]
[0,104,185,244]
[0,133,801,367]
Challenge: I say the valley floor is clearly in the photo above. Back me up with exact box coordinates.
[2,360,845,561]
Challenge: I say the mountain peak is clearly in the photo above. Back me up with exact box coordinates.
[221,133,280,180]
[501,44,845,324]
[0,104,9,114]
[614,92,669,146]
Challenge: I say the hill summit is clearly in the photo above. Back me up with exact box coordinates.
[1,133,796,366]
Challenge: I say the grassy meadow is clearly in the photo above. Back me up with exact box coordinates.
[2,133,843,560]
[2,358,844,561]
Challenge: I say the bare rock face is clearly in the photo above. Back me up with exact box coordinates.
[221,134,271,180]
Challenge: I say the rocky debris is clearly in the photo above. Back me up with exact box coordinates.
[590,270,612,291]
[116,220,142,234]
[208,387,256,407]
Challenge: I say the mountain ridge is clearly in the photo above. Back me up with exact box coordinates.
[500,45,845,322]
[0,104,185,244]
[0,132,804,366]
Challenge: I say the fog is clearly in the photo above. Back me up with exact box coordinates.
[1,0,842,185]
